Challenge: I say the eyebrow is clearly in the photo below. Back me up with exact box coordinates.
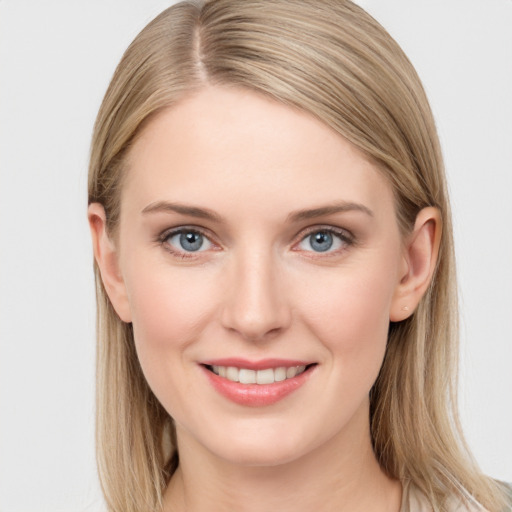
[141,200,373,223]
[141,201,224,222]
[287,201,374,222]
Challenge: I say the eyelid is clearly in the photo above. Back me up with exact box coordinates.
[156,224,355,258]
[292,225,355,254]
[158,225,220,258]
[298,224,354,240]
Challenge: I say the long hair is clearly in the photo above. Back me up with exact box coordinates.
[88,1,507,510]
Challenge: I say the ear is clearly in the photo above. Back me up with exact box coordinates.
[88,203,132,323]
[390,207,442,322]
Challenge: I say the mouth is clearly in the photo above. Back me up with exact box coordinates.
[204,363,314,384]
[200,360,317,407]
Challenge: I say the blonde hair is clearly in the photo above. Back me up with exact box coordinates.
[88,1,508,511]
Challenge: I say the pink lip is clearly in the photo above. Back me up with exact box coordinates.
[200,360,316,407]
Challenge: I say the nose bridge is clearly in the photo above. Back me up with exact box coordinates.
[221,244,290,341]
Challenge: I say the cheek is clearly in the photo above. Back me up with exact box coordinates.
[296,265,396,381]
[123,259,218,386]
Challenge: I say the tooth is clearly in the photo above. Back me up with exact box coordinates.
[239,369,256,384]
[226,367,239,382]
[274,367,287,382]
[256,368,275,384]
[286,366,298,378]
[216,365,307,383]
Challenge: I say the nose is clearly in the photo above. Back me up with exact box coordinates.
[220,248,291,342]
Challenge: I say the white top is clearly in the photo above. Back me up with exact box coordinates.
[400,482,432,512]
[401,481,512,512]
[400,482,474,512]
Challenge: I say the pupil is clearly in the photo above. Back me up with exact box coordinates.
[180,232,203,251]
[310,231,333,252]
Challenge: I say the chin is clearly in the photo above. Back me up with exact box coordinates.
[217,442,306,468]
[197,419,328,468]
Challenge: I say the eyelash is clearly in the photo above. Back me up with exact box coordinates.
[296,226,355,257]
[157,227,217,260]
[157,225,355,260]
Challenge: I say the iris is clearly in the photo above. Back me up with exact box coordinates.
[309,231,333,252]
[179,231,203,252]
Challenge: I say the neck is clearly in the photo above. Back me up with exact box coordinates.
[163,402,402,512]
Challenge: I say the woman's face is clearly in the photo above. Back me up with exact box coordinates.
[113,86,407,465]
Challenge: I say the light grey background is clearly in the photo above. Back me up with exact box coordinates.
[0,1,510,511]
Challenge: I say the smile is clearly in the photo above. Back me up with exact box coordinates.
[201,359,317,407]
[207,365,308,384]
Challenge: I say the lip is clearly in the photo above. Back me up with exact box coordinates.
[201,357,313,370]
[200,359,316,407]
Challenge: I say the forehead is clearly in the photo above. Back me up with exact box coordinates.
[123,86,394,220]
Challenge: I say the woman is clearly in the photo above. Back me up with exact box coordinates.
[87,1,510,511]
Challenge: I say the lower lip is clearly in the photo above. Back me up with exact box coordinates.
[201,365,314,407]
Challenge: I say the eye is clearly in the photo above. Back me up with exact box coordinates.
[296,228,352,254]
[163,229,213,254]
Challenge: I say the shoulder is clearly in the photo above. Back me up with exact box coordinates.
[401,481,512,512]
[497,481,512,511]
[400,481,432,512]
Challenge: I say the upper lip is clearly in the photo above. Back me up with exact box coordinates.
[200,358,315,370]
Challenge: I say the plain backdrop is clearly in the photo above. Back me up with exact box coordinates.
[0,1,511,511]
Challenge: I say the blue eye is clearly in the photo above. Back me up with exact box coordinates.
[309,231,333,252]
[297,229,349,253]
[165,229,213,253]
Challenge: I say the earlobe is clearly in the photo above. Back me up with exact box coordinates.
[390,207,442,322]
[88,203,132,323]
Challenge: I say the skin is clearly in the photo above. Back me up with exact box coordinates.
[89,86,441,512]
